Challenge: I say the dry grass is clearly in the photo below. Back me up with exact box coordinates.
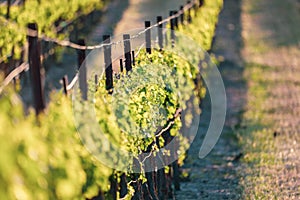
[238,0,300,198]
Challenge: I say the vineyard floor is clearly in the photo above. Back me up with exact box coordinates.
[237,0,300,198]
[177,0,300,199]
[175,0,245,199]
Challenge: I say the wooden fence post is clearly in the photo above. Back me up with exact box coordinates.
[165,31,168,47]
[194,1,198,16]
[6,0,11,19]
[172,161,180,191]
[103,35,113,91]
[123,34,132,72]
[157,16,164,50]
[157,167,167,199]
[27,23,45,115]
[199,0,204,7]
[145,21,152,54]
[119,59,124,73]
[131,172,142,200]
[168,166,173,198]
[131,50,135,66]
[109,173,117,200]
[187,1,192,23]
[169,11,175,47]
[119,173,128,198]
[146,172,159,200]
[171,136,180,191]
[141,182,150,199]
[77,39,87,100]
[95,74,98,91]
[156,138,167,199]
[173,10,179,29]
[62,75,68,96]
[180,6,184,25]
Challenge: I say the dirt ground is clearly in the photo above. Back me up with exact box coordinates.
[176,0,300,198]
[175,0,245,199]
[238,0,300,198]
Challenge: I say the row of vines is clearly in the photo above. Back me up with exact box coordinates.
[0,0,106,61]
[0,0,223,199]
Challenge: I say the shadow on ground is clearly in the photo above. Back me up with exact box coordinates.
[175,0,248,199]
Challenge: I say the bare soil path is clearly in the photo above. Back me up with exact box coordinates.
[89,0,186,39]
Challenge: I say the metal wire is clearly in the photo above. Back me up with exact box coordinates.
[24,0,196,50]
[0,62,29,93]
[0,0,196,59]
[66,74,79,91]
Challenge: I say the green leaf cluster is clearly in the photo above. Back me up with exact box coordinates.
[93,48,199,163]
[178,0,223,50]
[0,89,112,200]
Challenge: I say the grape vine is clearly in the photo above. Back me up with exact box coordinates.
[0,0,105,61]
[0,0,223,199]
